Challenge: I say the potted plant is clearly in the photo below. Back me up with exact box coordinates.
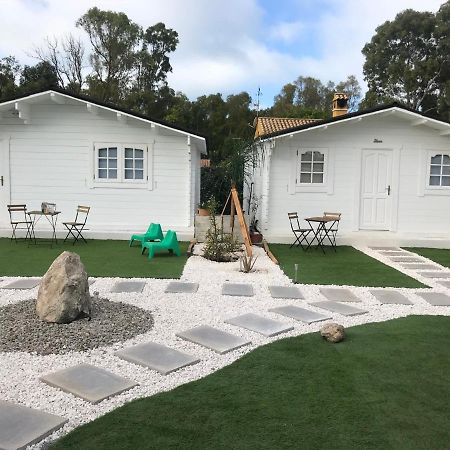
[197,201,209,216]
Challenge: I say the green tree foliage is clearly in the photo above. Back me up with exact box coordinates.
[361,2,449,119]
[0,56,20,100]
[270,74,361,118]
[76,7,141,103]
[20,61,58,94]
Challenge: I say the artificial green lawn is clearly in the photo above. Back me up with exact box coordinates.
[51,315,450,450]
[405,247,450,270]
[270,244,425,287]
[0,238,188,278]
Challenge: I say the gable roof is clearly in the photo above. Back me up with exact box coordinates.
[0,88,207,149]
[257,102,450,140]
[254,116,320,138]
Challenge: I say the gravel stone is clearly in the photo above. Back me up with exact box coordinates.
[0,298,153,355]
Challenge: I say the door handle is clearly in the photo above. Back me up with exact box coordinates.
[0,176,3,187]
[386,185,391,196]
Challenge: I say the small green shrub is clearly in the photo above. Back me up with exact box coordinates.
[202,197,241,262]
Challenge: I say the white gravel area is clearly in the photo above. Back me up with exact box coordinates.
[1,245,450,448]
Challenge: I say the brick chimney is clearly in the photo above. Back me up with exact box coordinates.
[332,93,349,118]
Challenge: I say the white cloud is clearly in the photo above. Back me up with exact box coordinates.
[0,0,445,106]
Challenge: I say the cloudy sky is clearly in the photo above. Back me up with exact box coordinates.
[0,0,445,107]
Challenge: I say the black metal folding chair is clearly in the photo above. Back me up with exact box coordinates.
[320,212,341,251]
[7,204,33,242]
[288,212,311,250]
[63,206,90,244]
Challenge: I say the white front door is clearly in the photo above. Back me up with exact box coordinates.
[0,139,10,225]
[360,149,392,230]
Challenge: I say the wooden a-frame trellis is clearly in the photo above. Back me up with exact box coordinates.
[220,185,252,257]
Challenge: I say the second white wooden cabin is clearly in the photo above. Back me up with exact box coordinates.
[0,89,206,240]
[249,97,450,248]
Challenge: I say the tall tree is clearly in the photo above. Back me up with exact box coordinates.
[19,61,58,93]
[361,3,449,118]
[76,7,141,102]
[0,56,20,100]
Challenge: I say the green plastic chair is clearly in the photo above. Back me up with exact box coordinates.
[141,230,181,259]
[129,223,164,247]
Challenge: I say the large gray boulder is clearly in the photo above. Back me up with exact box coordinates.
[36,251,91,323]
[320,323,345,343]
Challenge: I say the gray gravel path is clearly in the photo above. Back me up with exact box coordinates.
[0,298,154,355]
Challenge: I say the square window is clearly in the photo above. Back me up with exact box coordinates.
[135,170,144,180]
[125,159,133,168]
[108,169,117,179]
[442,176,450,186]
[301,151,312,162]
[125,148,133,158]
[443,155,450,165]
[300,163,311,171]
[443,166,450,176]
[99,148,107,157]
[98,169,107,179]
[98,159,107,168]
[430,165,441,175]
[108,148,117,158]
[312,173,324,183]
[313,151,324,162]
[135,149,144,158]
[431,155,442,164]
[109,159,117,169]
[135,159,144,169]
[313,163,324,173]
[125,169,133,179]
[300,173,311,183]
[430,176,440,186]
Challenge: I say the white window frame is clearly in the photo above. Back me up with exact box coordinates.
[291,147,331,194]
[426,151,450,190]
[90,142,153,190]
[297,149,327,185]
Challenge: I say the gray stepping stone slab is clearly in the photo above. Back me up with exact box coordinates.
[268,285,304,299]
[0,278,41,289]
[176,325,251,354]
[390,256,423,263]
[115,342,200,375]
[165,281,199,294]
[269,305,331,324]
[0,400,67,450]
[437,280,450,289]
[320,287,361,303]
[110,281,146,293]
[310,301,368,316]
[400,263,439,270]
[370,246,400,251]
[369,289,413,305]
[222,283,254,297]
[416,292,450,306]
[418,271,450,279]
[40,363,137,404]
[225,313,294,337]
[380,250,409,256]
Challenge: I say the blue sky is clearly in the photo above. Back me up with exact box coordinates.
[0,0,445,108]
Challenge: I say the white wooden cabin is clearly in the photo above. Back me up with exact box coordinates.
[249,103,450,248]
[0,89,206,240]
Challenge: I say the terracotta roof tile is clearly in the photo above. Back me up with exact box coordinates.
[254,117,321,139]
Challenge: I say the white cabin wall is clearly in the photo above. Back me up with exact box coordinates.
[261,114,450,243]
[0,102,194,238]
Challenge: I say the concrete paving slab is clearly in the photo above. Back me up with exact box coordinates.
[115,342,200,375]
[0,278,41,289]
[0,400,67,450]
[176,325,251,354]
[416,292,450,306]
[380,251,409,256]
[165,281,199,294]
[437,280,450,289]
[222,283,254,297]
[389,256,423,263]
[319,288,361,303]
[269,305,331,324]
[40,364,137,404]
[309,301,368,316]
[268,285,304,299]
[400,263,440,270]
[225,313,294,337]
[369,290,413,305]
[418,271,450,279]
[370,246,400,251]
[88,279,96,286]
[110,281,146,293]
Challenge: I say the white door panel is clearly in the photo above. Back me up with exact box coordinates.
[360,150,392,230]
